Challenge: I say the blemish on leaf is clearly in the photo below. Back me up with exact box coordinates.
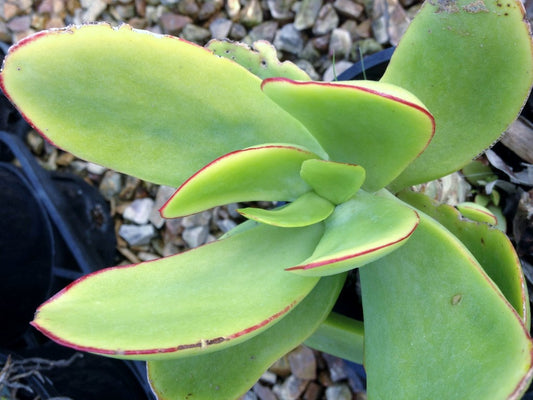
[430,0,460,13]
[462,0,489,13]
[451,294,463,305]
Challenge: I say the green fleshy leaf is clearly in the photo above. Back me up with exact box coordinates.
[384,0,533,190]
[300,159,366,204]
[161,144,318,218]
[0,24,325,187]
[238,192,334,227]
[286,191,419,276]
[147,274,346,400]
[32,223,323,360]
[398,189,529,327]
[360,206,533,399]
[304,312,364,365]
[207,39,311,81]
[261,79,434,192]
[456,201,498,225]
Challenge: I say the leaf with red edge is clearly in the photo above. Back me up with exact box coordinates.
[261,79,434,192]
[0,24,325,188]
[31,223,323,360]
[161,144,319,218]
[287,190,419,276]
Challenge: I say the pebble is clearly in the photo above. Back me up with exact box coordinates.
[329,27,352,58]
[247,21,278,43]
[313,3,339,35]
[216,218,237,233]
[6,15,31,32]
[253,382,277,400]
[325,383,353,400]
[119,223,157,246]
[123,198,154,225]
[273,23,303,54]
[149,185,176,228]
[226,0,241,19]
[321,352,347,382]
[86,162,107,175]
[334,0,364,19]
[183,225,209,247]
[159,12,192,34]
[288,346,316,380]
[267,0,295,19]
[273,375,308,400]
[99,170,123,201]
[177,0,200,18]
[294,0,322,30]
[241,0,264,27]
[181,210,212,228]
[210,17,233,39]
[322,59,353,81]
[181,23,211,43]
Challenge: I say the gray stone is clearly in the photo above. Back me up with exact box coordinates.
[273,375,308,400]
[119,224,156,246]
[273,23,303,55]
[288,346,316,380]
[354,38,383,59]
[82,0,107,21]
[247,21,278,43]
[226,0,241,18]
[6,15,31,32]
[333,0,363,18]
[86,162,107,175]
[183,225,209,247]
[229,23,247,40]
[210,17,233,39]
[216,218,237,233]
[123,198,155,225]
[259,370,278,385]
[322,353,348,382]
[198,0,223,20]
[99,171,123,201]
[241,0,264,27]
[329,27,352,58]
[295,59,320,80]
[177,0,200,17]
[181,23,211,43]
[313,3,339,35]
[267,0,295,19]
[159,12,192,35]
[114,4,136,19]
[294,0,322,30]
[145,5,166,24]
[181,211,212,228]
[150,185,176,228]
[241,390,258,400]
[322,60,353,81]
[253,382,277,400]
[325,384,352,400]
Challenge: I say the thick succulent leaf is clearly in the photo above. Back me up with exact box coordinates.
[31,223,323,360]
[161,145,318,218]
[456,201,498,225]
[286,191,419,276]
[300,159,366,204]
[383,0,533,190]
[206,39,311,81]
[0,24,325,187]
[238,192,334,227]
[147,274,346,400]
[398,189,530,327]
[304,312,364,365]
[261,79,435,192]
[360,206,533,399]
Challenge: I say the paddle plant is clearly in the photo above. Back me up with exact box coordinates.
[1,0,533,397]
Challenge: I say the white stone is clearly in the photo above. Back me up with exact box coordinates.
[123,198,155,225]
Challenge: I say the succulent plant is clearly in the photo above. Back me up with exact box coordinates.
[1,0,532,397]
